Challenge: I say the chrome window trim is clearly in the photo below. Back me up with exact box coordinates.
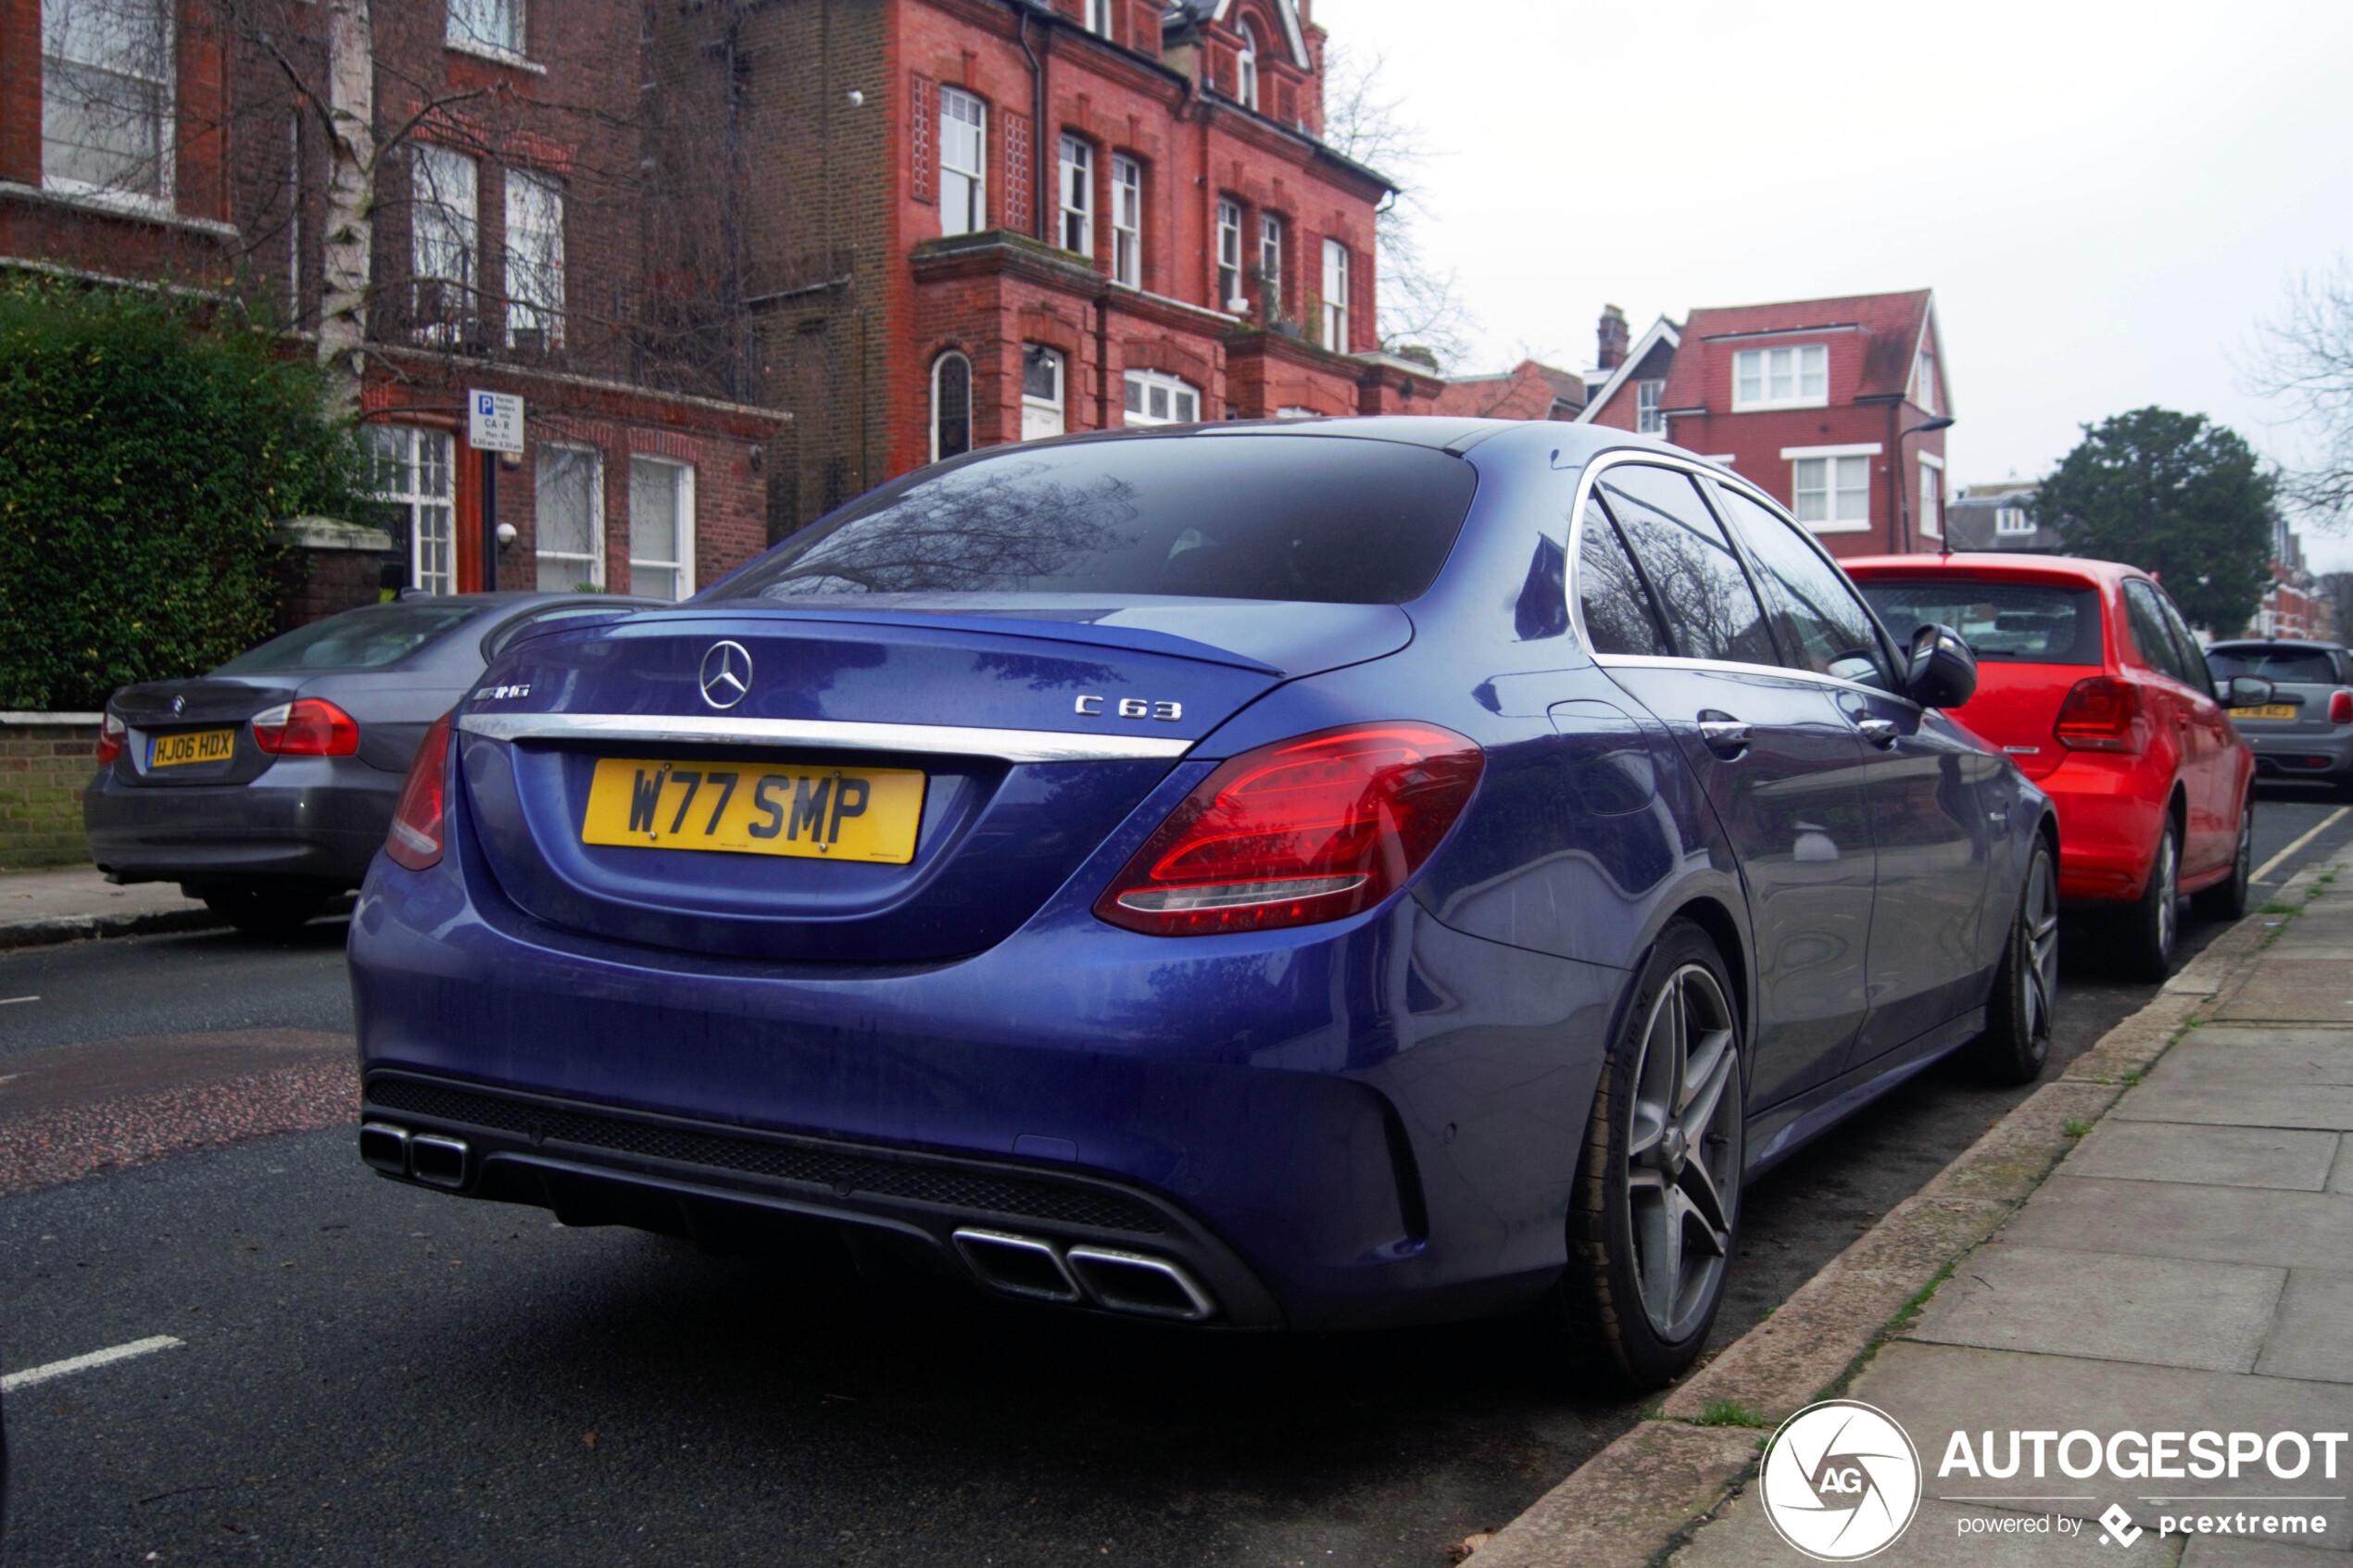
[456,712,1194,763]
[1591,652,1907,706]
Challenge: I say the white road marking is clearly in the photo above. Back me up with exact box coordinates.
[0,1335,183,1393]
[0,995,37,1006]
[2252,806,2349,884]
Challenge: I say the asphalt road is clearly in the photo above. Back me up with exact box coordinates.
[4,784,2350,1567]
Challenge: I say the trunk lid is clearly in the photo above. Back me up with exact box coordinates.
[104,677,297,788]
[1945,663,2091,781]
[454,601,1407,961]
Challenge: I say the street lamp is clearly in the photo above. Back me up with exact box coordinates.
[1896,415,1955,554]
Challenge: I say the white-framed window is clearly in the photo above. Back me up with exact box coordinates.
[1320,238,1350,352]
[1258,211,1283,310]
[1123,370,1199,426]
[1636,379,1666,435]
[1919,454,1943,539]
[628,457,695,601]
[447,0,522,57]
[1913,346,1937,415]
[1215,198,1242,307]
[1085,0,1113,35]
[1732,343,1829,410]
[931,351,972,461]
[411,143,478,343]
[535,443,605,591]
[1111,155,1141,287]
[1787,447,1873,533]
[42,0,173,202]
[504,168,564,349]
[939,86,986,237]
[1236,19,1259,110]
[1994,505,2034,536]
[1023,345,1065,440]
[366,426,457,596]
[1058,135,1092,256]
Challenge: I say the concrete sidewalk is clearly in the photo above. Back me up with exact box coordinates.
[1667,881,2353,1566]
[0,865,219,948]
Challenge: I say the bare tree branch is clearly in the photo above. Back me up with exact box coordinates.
[2249,257,2353,528]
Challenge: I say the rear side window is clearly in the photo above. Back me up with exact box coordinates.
[1856,578,2103,665]
[1592,465,1777,666]
[212,602,479,672]
[706,435,1478,606]
[2208,646,2340,684]
[2122,580,2194,686]
[1712,484,1893,690]
[2152,591,2215,700]
[1575,499,1672,656]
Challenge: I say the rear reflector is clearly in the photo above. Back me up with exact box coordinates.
[96,710,125,765]
[385,711,453,872]
[1095,721,1483,936]
[2054,676,2143,754]
[252,698,359,757]
[2333,692,2351,725]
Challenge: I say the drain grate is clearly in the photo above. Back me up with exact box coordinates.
[363,1076,1166,1234]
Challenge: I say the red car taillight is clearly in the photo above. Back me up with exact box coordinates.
[385,711,452,872]
[2054,676,2144,754]
[1094,722,1484,936]
[95,710,125,765]
[252,698,360,756]
[2332,691,2351,725]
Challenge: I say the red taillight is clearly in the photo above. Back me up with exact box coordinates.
[95,710,125,765]
[2331,691,2351,725]
[385,711,452,872]
[1094,722,1484,936]
[2054,676,2143,753]
[252,697,359,756]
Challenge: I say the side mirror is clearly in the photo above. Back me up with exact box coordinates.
[2225,675,2276,708]
[1906,622,1978,709]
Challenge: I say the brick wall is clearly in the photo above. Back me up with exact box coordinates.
[0,715,100,870]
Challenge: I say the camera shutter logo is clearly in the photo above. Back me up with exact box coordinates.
[699,641,753,709]
[1760,1400,1922,1561]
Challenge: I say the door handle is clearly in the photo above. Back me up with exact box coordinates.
[1696,714,1753,758]
[1856,718,1900,748]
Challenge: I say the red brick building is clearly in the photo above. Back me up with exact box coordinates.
[2,0,782,611]
[1428,358,1584,421]
[1580,291,1951,558]
[696,0,1445,532]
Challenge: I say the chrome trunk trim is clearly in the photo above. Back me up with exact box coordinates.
[457,712,1194,763]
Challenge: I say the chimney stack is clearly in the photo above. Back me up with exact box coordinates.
[1596,305,1629,372]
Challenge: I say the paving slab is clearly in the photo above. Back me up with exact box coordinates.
[2065,1121,2343,1191]
[2110,1081,2353,1133]
[2254,1270,2353,1385]
[2152,1033,2353,1086]
[2182,1539,2353,1566]
[2217,962,2353,1022]
[1670,1489,2174,1566]
[1908,1244,2284,1373]
[2000,1175,2353,1269]
[2334,1135,2352,1196]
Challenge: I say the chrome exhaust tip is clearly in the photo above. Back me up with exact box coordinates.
[359,1122,411,1176]
[408,1133,470,1189]
[1065,1246,1215,1321]
[951,1228,1081,1303]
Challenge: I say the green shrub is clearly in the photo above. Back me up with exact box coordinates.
[0,279,362,710]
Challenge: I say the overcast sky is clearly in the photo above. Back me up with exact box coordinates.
[1317,0,2353,564]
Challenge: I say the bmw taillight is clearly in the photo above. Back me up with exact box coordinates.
[1094,722,1484,936]
[95,710,125,765]
[385,711,452,872]
[252,698,360,756]
[2053,676,2143,753]
[2332,692,2351,725]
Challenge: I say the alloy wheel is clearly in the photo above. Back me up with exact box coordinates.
[1623,963,1743,1341]
[2155,827,2179,957]
[2021,847,2059,1052]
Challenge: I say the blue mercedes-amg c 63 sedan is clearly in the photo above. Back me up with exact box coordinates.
[348,418,2056,1388]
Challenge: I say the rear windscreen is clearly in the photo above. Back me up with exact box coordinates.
[1856,579,2103,665]
[703,435,1479,606]
[212,602,480,672]
[2208,646,2341,684]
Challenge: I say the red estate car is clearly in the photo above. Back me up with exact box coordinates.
[1848,554,2269,980]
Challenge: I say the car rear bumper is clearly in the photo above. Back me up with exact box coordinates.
[82,757,399,886]
[2039,751,2170,902]
[2241,729,2353,780]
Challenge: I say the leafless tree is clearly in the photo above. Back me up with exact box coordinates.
[2250,258,2353,528]
[1318,44,1477,371]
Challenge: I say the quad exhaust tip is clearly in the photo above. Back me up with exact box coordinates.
[952,1227,1214,1322]
[359,1122,470,1189]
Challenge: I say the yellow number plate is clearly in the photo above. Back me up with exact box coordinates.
[582,759,925,863]
[2231,705,2300,720]
[150,728,237,768]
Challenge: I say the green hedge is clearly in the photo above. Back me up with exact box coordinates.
[0,280,362,711]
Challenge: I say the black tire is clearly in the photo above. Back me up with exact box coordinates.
[1970,834,2058,1085]
[1554,919,1744,1390]
[194,880,333,935]
[2190,792,2254,922]
[2119,817,2182,982]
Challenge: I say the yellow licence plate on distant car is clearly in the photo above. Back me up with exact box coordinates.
[2232,705,2300,720]
[581,759,925,862]
[149,728,236,768]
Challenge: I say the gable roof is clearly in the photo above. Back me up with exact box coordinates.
[1661,289,1934,411]
[1166,0,1312,68]
[1573,315,1680,423]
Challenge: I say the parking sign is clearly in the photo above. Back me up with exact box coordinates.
[468,390,524,453]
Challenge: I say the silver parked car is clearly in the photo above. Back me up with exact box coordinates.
[86,594,655,932]
[2206,639,2353,797]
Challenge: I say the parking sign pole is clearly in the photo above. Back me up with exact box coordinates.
[468,390,524,593]
[482,448,498,591]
